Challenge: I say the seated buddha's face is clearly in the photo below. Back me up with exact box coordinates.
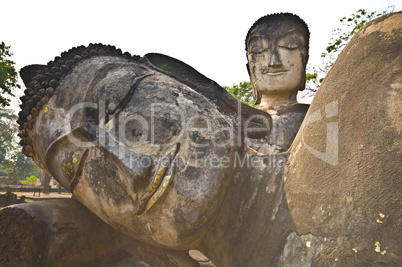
[32,56,237,249]
[247,18,308,94]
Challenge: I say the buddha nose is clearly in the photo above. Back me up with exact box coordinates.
[268,47,282,67]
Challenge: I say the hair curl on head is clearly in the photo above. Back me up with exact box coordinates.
[245,12,310,51]
[18,44,141,158]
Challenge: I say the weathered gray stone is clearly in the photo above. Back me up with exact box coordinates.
[247,103,309,153]
[283,12,402,265]
[245,13,310,153]
[0,199,201,266]
[246,13,309,107]
[15,42,270,266]
[24,53,265,250]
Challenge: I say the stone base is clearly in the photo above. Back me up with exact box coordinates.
[0,199,201,266]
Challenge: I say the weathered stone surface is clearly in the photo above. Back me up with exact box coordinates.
[199,152,293,266]
[16,43,270,266]
[245,13,310,154]
[283,12,402,265]
[28,54,242,249]
[248,103,309,153]
[0,199,201,266]
[0,199,128,266]
[246,13,309,107]
[0,191,26,207]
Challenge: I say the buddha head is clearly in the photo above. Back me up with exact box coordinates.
[18,44,271,249]
[246,13,310,107]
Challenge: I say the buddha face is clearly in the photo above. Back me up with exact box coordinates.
[32,56,236,249]
[247,19,308,94]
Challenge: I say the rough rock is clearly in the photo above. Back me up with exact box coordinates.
[283,12,402,265]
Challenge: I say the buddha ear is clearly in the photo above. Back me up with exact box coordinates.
[246,63,261,105]
[20,65,47,86]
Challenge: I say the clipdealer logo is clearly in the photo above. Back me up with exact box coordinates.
[301,100,339,166]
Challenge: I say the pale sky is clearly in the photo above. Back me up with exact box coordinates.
[2,0,401,108]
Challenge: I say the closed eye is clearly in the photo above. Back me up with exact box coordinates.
[248,48,269,55]
[279,44,300,49]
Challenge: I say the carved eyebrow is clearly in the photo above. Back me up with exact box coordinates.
[276,29,304,40]
[247,30,305,48]
[247,35,270,49]
[105,73,153,123]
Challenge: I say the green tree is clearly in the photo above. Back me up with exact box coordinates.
[305,7,395,93]
[0,108,41,184]
[0,159,14,176]
[0,42,20,107]
[7,153,42,185]
[224,81,255,106]
[21,175,39,187]
[0,108,18,162]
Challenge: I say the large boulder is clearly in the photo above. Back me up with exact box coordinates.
[283,12,401,265]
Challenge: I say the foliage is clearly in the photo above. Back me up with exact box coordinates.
[224,81,255,106]
[0,108,18,162]
[0,108,41,184]
[0,159,14,177]
[21,176,39,187]
[305,7,394,93]
[0,42,20,107]
[7,153,42,184]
